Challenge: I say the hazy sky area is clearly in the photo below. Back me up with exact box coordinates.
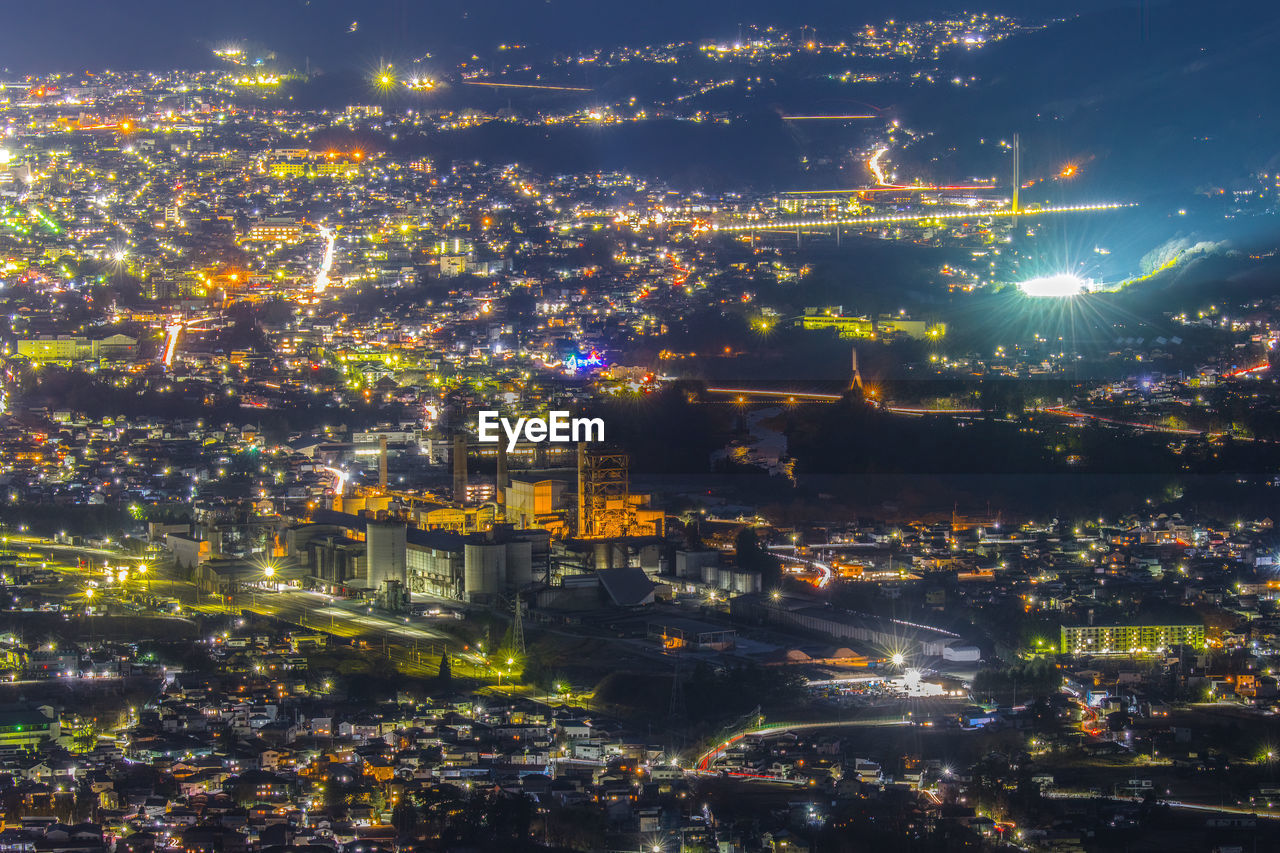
[1,0,1139,73]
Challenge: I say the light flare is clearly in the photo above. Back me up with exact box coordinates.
[1017,273,1094,298]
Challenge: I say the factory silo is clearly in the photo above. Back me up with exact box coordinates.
[365,521,407,591]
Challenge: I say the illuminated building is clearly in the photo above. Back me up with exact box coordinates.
[16,336,99,364]
[798,308,944,340]
[16,334,137,366]
[268,162,307,178]
[1059,623,1205,655]
[294,510,546,602]
[246,217,304,243]
[439,254,468,276]
[266,150,362,179]
[0,706,60,750]
[312,161,359,178]
[505,478,569,530]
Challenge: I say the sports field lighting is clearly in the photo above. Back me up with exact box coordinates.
[1018,273,1094,298]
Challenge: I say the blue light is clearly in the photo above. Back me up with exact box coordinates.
[564,349,606,372]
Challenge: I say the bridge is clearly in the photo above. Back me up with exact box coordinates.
[704,387,843,402]
[461,81,590,92]
[712,201,1135,234]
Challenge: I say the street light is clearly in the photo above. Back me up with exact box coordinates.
[84,588,96,637]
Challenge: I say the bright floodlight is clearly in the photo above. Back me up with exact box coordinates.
[1018,273,1093,298]
[891,652,905,667]
[0,149,10,165]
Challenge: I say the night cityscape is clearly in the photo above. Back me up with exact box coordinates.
[2,1,1280,851]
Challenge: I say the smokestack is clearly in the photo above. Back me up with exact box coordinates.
[496,441,508,507]
[378,436,388,491]
[452,432,468,504]
[576,441,587,537]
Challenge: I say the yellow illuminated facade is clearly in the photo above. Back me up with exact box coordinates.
[798,310,944,341]
[1060,623,1205,655]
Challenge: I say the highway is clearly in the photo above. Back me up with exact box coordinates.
[705,387,843,402]
[312,225,336,294]
[1042,404,1205,436]
[883,404,984,416]
[769,548,834,588]
[1043,790,1280,820]
[461,81,590,92]
[695,716,913,777]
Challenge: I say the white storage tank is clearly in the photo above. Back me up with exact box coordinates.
[464,542,506,600]
[730,568,762,594]
[365,521,407,590]
[701,564,722,587]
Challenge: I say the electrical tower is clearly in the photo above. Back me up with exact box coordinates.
[512,594,526,657]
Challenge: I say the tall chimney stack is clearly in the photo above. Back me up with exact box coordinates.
[378,436,388,491]
[576,442,587,537]
[452,432,468,504]
[496,441,508,508]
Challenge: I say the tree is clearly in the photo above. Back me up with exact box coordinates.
[522,652,548,689]
[437,652,452,687]
[544,803,608,851]
[735,527,781,587]
[682,518,704,550]
[390,801,419,837]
